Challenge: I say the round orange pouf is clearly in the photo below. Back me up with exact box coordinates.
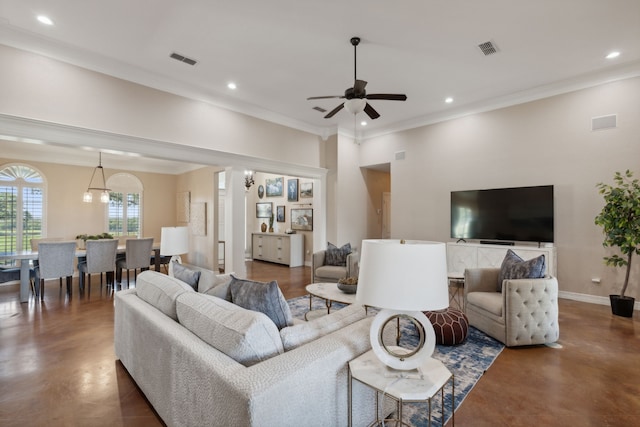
[424,308,469,346]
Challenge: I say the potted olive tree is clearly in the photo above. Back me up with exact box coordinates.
[595,170,640,317]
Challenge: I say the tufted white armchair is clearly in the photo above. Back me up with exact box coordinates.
[464,267,559,347]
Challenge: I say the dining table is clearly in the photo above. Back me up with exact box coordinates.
[0,243,161,303]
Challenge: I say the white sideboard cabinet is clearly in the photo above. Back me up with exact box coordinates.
[446,242,557,277]
[252,233,304,267]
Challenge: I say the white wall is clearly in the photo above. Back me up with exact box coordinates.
[334,133,369,252]
[0,44,322,168]
[357,77,640,300]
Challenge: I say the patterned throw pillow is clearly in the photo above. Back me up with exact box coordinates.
[497,249,546,292]
[229,275,293,330]
[325,242,352,266]
[172,261,201,291]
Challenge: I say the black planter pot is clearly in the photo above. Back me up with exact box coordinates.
[610,295,635,318]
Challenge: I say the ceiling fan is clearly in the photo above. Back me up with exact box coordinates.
[307,37,407,120]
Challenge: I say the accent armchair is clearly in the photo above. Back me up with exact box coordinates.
[464,267,559,347]
[312,249,360,283]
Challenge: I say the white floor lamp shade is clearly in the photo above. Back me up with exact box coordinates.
[356,240,449,370]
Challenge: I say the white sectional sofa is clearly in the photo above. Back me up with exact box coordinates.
[114,268,382,426]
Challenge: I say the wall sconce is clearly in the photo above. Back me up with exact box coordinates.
[83,152,111,203]
[244,170,255,190]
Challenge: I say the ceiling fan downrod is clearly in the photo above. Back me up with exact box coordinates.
[351,37,360,81]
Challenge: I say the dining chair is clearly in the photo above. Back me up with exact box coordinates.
[34,241,77,300]
[116,238,154,288]
[30,237,67,294]
[30,237,65,251]
[78,239,118,296]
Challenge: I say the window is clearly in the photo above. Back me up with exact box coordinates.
[106,173,143,238]
[0,165,45,265]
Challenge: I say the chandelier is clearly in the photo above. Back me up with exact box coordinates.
[83,152,111,203]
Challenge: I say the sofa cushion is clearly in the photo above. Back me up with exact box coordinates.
[176,292,284,366]
[279,304,367,351]
[497,250,546,292]
[229,276,293,329]
[325,242,351,266]
[135,270,195,320]
[315,265,348,281]
[467,291,503,317]
[172,261,201,290]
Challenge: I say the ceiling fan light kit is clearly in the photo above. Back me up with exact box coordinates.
[307,36,407,120]
[344,98,366,115]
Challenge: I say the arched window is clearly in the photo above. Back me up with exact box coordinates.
[0,164,46,263]
[106,173,143,238]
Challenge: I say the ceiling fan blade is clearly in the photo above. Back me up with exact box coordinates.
[324,103,345,118]
[353,80,367,94]
[364,103,380,120]
[366,94,407,101]
[307,95,343,100]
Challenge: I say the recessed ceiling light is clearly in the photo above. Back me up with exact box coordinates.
[606,51,620,59]
[445,97,454,104]
[36,15,54,25]
[360,121,367,126]
[227,82,237,90]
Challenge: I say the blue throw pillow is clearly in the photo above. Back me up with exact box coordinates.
[172,261,201,291]
[229,275,293,330]
[325,242,352,267]
[497,249,546,292]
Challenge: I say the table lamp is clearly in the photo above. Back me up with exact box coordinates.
[160,226,189,275]
[356,239,449,371]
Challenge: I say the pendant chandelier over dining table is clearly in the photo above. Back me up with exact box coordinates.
[83,152,111,203]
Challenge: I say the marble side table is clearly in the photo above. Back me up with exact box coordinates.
[348,348,454,426]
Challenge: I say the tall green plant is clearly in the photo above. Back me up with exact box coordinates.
[594,170,640,298]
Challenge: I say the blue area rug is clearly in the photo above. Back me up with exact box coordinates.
[287,295,504,426]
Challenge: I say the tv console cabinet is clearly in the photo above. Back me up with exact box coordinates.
[446,242,556,277]
[251,232,304,267]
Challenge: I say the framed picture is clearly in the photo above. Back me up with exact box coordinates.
[176,191,190,222]
[266,177,283,197]
[258,185,264,199]
[256,202,273,218]
[300,182,313,198]
[276,205,285,222]
[191,202,207,236]
[287,178,298,202]
[291,208,313,231]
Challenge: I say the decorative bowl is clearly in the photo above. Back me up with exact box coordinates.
[337,277,358,294]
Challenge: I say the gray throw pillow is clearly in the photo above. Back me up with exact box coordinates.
[202,273,233,301]
[325,242,351,266]
[229,275,293,330]
[497,249,546,292]
[172,261,201,291]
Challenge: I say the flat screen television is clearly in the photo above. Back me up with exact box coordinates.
[450,185,554,243]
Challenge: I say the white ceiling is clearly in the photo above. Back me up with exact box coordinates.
[0,0,639,172]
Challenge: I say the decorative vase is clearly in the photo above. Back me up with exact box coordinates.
[261,223,267,232]
[610,294,635,318]
[269,227,274,233]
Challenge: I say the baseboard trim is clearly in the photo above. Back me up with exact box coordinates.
[559,291,640,311]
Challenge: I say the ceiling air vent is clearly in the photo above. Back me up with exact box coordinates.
[478,41,499,56]
[312,106,327,113]
[170,52,197,66]
[592,114,617,131]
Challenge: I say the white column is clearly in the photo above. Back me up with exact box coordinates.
[224,168,247,277]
